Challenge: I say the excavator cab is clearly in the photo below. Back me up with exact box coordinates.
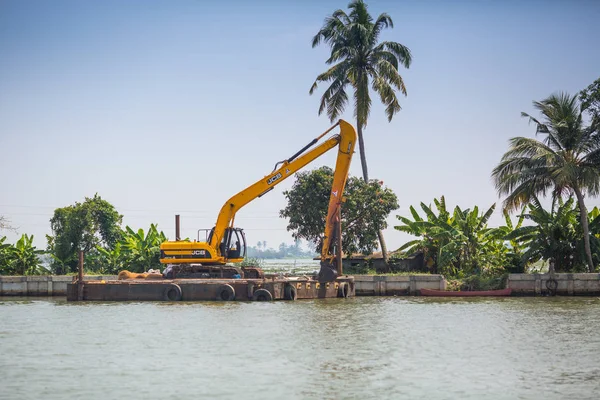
[208,227,247,262]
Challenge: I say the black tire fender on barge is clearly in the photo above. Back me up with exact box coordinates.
[284,284,297,301]
[546,278,558,296]
[163,283,183,301]
[216,284,236,301]
[252,288,273,301]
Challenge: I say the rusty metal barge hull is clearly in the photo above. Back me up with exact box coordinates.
[66,276,355,302]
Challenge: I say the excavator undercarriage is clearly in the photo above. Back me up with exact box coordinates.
[163,264,264,280]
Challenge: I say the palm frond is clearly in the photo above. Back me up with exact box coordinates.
[501,178,554,212]
[327,85,349,122]
[376,41,412,68]
[373,58,407,95]
[332,9,351,24]
[348,0,372,25]
[311,14,348,48]
[370,13,393,44]
[372,76,401,121]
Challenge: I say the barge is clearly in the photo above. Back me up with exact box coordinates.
[66,275,355,302]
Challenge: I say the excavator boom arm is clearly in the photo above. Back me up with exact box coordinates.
[319,121,355,261]
[210,120,357,265]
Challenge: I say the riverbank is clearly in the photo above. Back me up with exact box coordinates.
[2,273,599,296]
[0,275,114,296]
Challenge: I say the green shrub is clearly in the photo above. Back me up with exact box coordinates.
[458,274,508,291]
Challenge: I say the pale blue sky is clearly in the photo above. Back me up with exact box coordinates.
[1,0,599,250]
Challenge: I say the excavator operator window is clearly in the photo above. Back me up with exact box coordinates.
[225,229,244,260]
[238,228,247,258]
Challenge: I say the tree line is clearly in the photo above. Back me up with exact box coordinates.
[1,195,168,275]
[396,195,600,278]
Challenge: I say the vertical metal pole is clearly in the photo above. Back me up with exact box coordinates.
[175,214,181,241]
[77,250,84,301]
[336,207,343,276]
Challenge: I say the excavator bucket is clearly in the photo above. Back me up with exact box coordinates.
[317,261,338,282]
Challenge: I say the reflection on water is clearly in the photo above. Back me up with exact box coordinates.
[0,297,599,399]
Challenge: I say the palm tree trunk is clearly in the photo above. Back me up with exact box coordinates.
[377,230,390,268]
[357,122,369,181]
[573,186,595,272]
[356,118,389,265]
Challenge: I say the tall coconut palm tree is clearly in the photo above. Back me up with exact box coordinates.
[492,93,600,272]
[310,0,412,262]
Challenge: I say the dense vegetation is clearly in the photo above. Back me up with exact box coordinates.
[395,197,505,277]
[0,195,171,275]
[394,195,600,279]
[0,234,46,275]
[391,82,600,280]
[492,93,600,272]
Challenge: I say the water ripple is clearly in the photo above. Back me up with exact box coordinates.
[0,296,598,399]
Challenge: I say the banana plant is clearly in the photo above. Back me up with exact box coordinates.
[395,196,500,277]
[487,210,527,273]
[96,242,125,274]
[589,207,600,239]
[396,197,462,274]
[451,203,497,275]
[506,197,584,272]
[120,224,167,273]
[8,234,45,275]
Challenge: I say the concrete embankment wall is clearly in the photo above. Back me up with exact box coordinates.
[507,273,600,295]
[353,275,446,296]
[353,274,600,296]
[2,273,599,296]
[0,275,117,296]
[1,274,447,297]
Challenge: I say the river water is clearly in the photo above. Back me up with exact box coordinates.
[1,296,599,400]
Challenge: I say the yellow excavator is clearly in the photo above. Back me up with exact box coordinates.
[159,120,356,282]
